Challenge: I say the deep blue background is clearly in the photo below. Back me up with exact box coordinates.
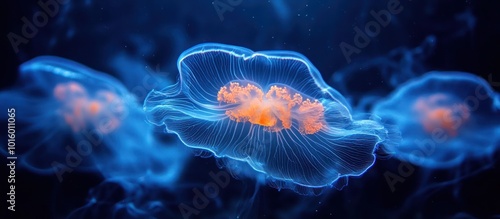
[3,0,500,218]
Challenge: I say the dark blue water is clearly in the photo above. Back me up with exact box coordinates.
[3,0,500,218]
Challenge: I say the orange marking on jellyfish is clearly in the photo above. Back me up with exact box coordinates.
[413,95,471,137]
[67,82,86,94]
[52,81,125,135]
[297,99,325,134]
[88,101,101,116]
[53,84,67,101]
[72,98,88,117]
[53,82,88,101]
[265,85,303,129]
[424,107,458,136]
[217,82,264,103]
[217,82,325,134]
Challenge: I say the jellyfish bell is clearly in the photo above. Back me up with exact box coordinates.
[144,43,400,194]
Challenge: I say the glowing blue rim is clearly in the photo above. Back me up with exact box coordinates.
[19,56,130,95]
[378,71,497,105]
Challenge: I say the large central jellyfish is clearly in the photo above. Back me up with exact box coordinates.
[144,43,399,191]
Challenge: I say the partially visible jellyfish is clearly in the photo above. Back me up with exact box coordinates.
[144,43,400,194]
[331,35,436,112]
[372,71,500,168]
[0,56,190,185]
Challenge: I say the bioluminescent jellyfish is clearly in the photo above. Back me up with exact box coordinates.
[144,43,400,193]
[0,56,189,185]
[372,71,500,168]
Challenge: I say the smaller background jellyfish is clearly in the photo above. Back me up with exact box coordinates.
[372,71,500,168]
[1,56,128,172]
[371,71,500,210]
[0,55,190,187]
[0,56,192,218]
